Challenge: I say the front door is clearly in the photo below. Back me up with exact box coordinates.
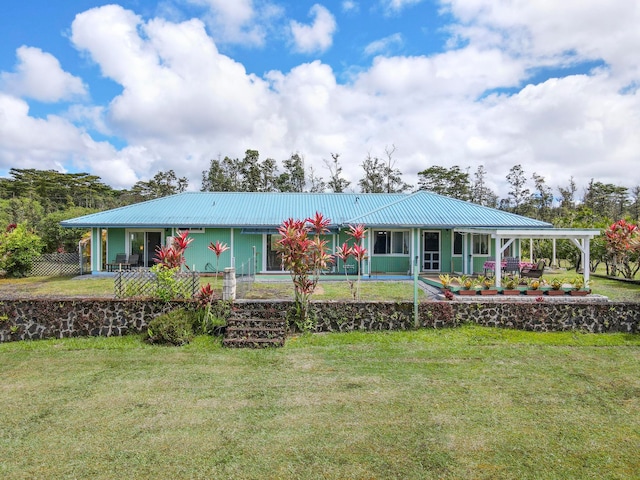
[423,231,440,271]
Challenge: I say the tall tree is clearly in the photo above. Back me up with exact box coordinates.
[278,153,306,192]
[240,149,262,192]
[1,169,116,212]
[470,165,498,207]
[324,153,351,193]
[630,185,640,223]
[530,172,553,221]
[260,157,280,192]
[201,157,242,192]
[358,153,386,193]
[381,145,412,193]
[130,170,188,200]
[557,177,577,211]
[582,179,629,222]
[417,165,470,200]
[307,166,326,193]
[505,164,530,214]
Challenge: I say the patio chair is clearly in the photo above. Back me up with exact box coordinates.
[126,254,140,269]
[520,259,545,278]
[502,257,520,275]
[107,253,127,272]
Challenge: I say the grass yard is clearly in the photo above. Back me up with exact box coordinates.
[0,276,426,301]
[1,326,638,479]
[0,272,638,301]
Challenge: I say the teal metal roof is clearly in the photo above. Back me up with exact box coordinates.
[60,191,552,229]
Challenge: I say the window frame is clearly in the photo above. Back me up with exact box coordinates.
[452,232,463,256]
[472,234,489,255]
[372,230,410,256]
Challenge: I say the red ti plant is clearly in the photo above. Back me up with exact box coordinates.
[276,212,334,331]
[333,224,368,300]
[340,224,367,300]
[604,219,640,279]
[208,240,230,293]
[154,230,193,269]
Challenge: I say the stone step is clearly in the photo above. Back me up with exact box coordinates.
[223,337,285,348]
[223,318,286,348]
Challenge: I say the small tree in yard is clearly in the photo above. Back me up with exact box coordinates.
[151,230,194,301]
[276,212,333,332]
[604,219,640,279]
[0,223,43,277]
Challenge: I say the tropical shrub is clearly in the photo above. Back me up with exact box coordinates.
[146,308,194,346]
[0,223,43,277]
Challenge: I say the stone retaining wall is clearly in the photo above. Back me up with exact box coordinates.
[0,298,638,343]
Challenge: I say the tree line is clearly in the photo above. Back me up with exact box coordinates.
[1,149,639,257]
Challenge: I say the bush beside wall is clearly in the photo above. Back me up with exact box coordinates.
[0,298,638,343]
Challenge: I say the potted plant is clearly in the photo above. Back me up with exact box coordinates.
[526,278,543,295]
[569,276,590,296]
[546,277,566,296]
[455,275,477,295]
[439,274,453,291]
[502,275,521,295]
[476,275,497,295]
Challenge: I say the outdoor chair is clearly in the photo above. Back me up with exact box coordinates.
[502,257,520,275]
[107,253,127,272]
[126,254,140,269]
[520,259,545,278]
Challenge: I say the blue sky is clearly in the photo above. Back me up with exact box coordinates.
[1,0,639,199]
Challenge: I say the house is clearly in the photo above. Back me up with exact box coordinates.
[61,191,600,286]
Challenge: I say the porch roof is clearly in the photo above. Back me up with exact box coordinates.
[455,227,601,239]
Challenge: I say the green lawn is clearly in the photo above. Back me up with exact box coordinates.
[0,273,638,301]
[1,327,638,479]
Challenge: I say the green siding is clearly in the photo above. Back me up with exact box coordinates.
[182,228,232,273]
[451,256,463,273]
[472,256,491,274]
[107,229,126,263]
[233,230,261,274]
[370,256,410,274]
[440,229,453,273]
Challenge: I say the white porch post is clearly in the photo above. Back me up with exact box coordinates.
[583,237,591,285]
[230,228,235,268]
[529,238,533,262]
[495,235,502,288]
[552,239,557,268]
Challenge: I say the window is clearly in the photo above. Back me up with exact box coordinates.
[453,232,463,255]
[373,230,409,255]
[473,234,489,255]
[175,227,204,234]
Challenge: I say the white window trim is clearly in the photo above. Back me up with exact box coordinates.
[173,227,205,234]
[372,229,410,256]
[472,233,490,256]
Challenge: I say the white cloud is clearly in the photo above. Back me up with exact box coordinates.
[0,93,138,187]
[364,33,404,57]
[381,0,426,14]
[2,2,640,198]
[442,0,640,82]
[0,46,87,102]
[290,4,337,54]
[342,1,359,13]
[183,0,283,47]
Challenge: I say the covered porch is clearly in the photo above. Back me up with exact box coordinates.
[455,228,601,288]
